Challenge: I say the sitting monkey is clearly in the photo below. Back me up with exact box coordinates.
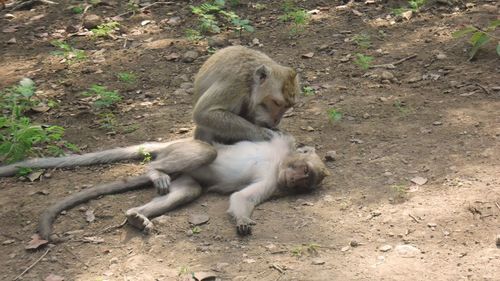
[0,134,328,241]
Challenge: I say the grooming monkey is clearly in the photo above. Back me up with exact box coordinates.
[193,46,300,144]
[0,134,328,240]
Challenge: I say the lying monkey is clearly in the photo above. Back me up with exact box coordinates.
[0,134,328,240]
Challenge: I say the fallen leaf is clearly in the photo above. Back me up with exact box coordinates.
[27,171,44,182]
[193,271,218,281]
[45,274,64,281]
[26,234,48,250]
[141,20,152,26]
[188,214,209,225]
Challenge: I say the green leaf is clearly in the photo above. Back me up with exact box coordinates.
[243,25,255,32]
[487,20,500,30]
[468,33,490,60]
[469,31,485,45]
[451,26,477,38]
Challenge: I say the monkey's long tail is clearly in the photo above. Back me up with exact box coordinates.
[38,175,151,241]
[0,142,177,177]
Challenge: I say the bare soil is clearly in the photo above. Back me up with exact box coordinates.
[0,1,499,280]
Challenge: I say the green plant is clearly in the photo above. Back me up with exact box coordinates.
[117,72,137,84]
[190,0,253,35]
[185,29,203,41]
[291,243,320,257]
[191,226,202,234]
[253,3,266,10]
[50,40,86,64]
[353,33,371,49]
[327,108,343,122]
[97,112,117,131]
[302,86,316,96]
[0,79,76,163]
[280,1,310,34]
[392,0,426,15]
[138,147,152,164]
[126,0,140,13]
[71,5,84,14]
[390,184,408,202]
[393,100,413,115]
[452,20,500,60]
[354,53,374,70]
[91,21,120,38]
[83,85,122,109]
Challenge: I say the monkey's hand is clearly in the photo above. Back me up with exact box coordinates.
[148,169,171,195]
[236,217,256,236]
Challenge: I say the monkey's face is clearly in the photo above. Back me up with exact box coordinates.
[278,147,329,193]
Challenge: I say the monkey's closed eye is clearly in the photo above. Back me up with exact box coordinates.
[272,100,281,107]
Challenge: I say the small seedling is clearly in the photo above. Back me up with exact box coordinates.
[392,0,426,15]
[50,40,86,64]
[232,18,255,36]
[178,266,190,276]
[354,53,374,70]
[291,246,304,257]
[452,20,500,60]
[393,100,412,115]
[71,5,84,14]
[327,108,343,122]
[352,33,371,49]
[126,0,140,13]
[185,29,203,41]
[138,147,152,164]
[291,243,320,257]
[117,72,137,84]
[190,1,254,35]
[191,226,202,234]
[91,21,120,38]
[97,112,117,131]
[83,85,122,109]
[302,86,316,96]
[390,184,408,202]
[280,2,310,34]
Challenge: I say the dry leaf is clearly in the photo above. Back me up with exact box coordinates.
[26,234,48,250]
[301,52,314,58]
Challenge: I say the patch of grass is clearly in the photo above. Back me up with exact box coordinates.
[327,108,343,122]
[126,0,140,13]
[291,243,320,257]
[354,53,374,70]
[117,72,137,84]
[393,100,413,115]
[352,33,371,49]
[185,29,203,41]
[392,0,426,15]
[91,21,120,38]
[0,79,76,163]
[390,184,408,202]
[302,86,316,96]
[83,84,122,109]
[191,226,202,234]
[280,1,310,34]
[452,20,500,60]
[97,112,117,131]
[138,147,152,164]
[190,0,254,36]
[50,40,86,64]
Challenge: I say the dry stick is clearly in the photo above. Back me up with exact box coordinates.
[408,213,420,223]
[99,218,128,235]
[116,1,175,18]
[370,54,418,69]
[476,83,490,95]
[495,202,500,211]
[13,248,51,281]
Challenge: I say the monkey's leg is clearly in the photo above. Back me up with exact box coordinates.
[126,175,202,232]
[147,140,216,195]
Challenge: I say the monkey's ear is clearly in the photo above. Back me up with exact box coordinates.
[254,65,270,84]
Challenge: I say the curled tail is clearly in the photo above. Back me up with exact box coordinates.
[39,175,151,241]
[0,142,179,177]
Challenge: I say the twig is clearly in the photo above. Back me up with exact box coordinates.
[13,248,51,281]
[495,202,500,211]
[408,213,420,223]
[270,263,285,274]
[99,218,127,234]
[116,1,174,18]
[370,54,418,69]
[476,83,490,95]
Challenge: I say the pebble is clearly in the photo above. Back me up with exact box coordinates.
[427,222,437,228]
[324,151,337,162]
[83,14,102,30]
[182,51,199,63]
[496,235,500,248]
[110,257,119,264]
[341,246,350,252]
[2,239,15,245]
[379,245,392,252]
[380,71,394,80]
[395,244,421,258]
[436,53,447,60]
[312,259,325,265]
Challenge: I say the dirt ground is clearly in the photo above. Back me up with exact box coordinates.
[0,0,499,280]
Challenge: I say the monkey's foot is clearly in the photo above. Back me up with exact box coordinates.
[235,217,256,236]
[126,209,154,234]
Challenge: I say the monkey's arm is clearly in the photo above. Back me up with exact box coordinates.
[227,180,276,235]
[193,86,273,143]
[0,142,182,177]
[39,175,151,241]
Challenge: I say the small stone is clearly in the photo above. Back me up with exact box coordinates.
[436,53,447,60]
[411,176,428,185]
[395,244,421,258]
[4,13,16,19]
[7,37,17,44]
[182,51,199,63]
[383,171,393,177]
[433,121,443,126]
[312,259,325,265]
[427,222,437,228]
[186,229,194,236]
[188,214,209,225]
[110,257,119,264]
[302,52,314,58]
[152,215,171,226]
[83,14,102,30]
[252,38,260,45]
[306,126,315,132]
[379,97,388,102]
[178,128,189,134]
[341,246,350,252]
[362,113,370,119]
[2,239,15,245]
[496,235,500,248]
[243,258,256,264]
[380,71,394,80]
[401,10,412,20]
[379,245,392,252]
[324,151,337,162]
[349,240,360,247]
